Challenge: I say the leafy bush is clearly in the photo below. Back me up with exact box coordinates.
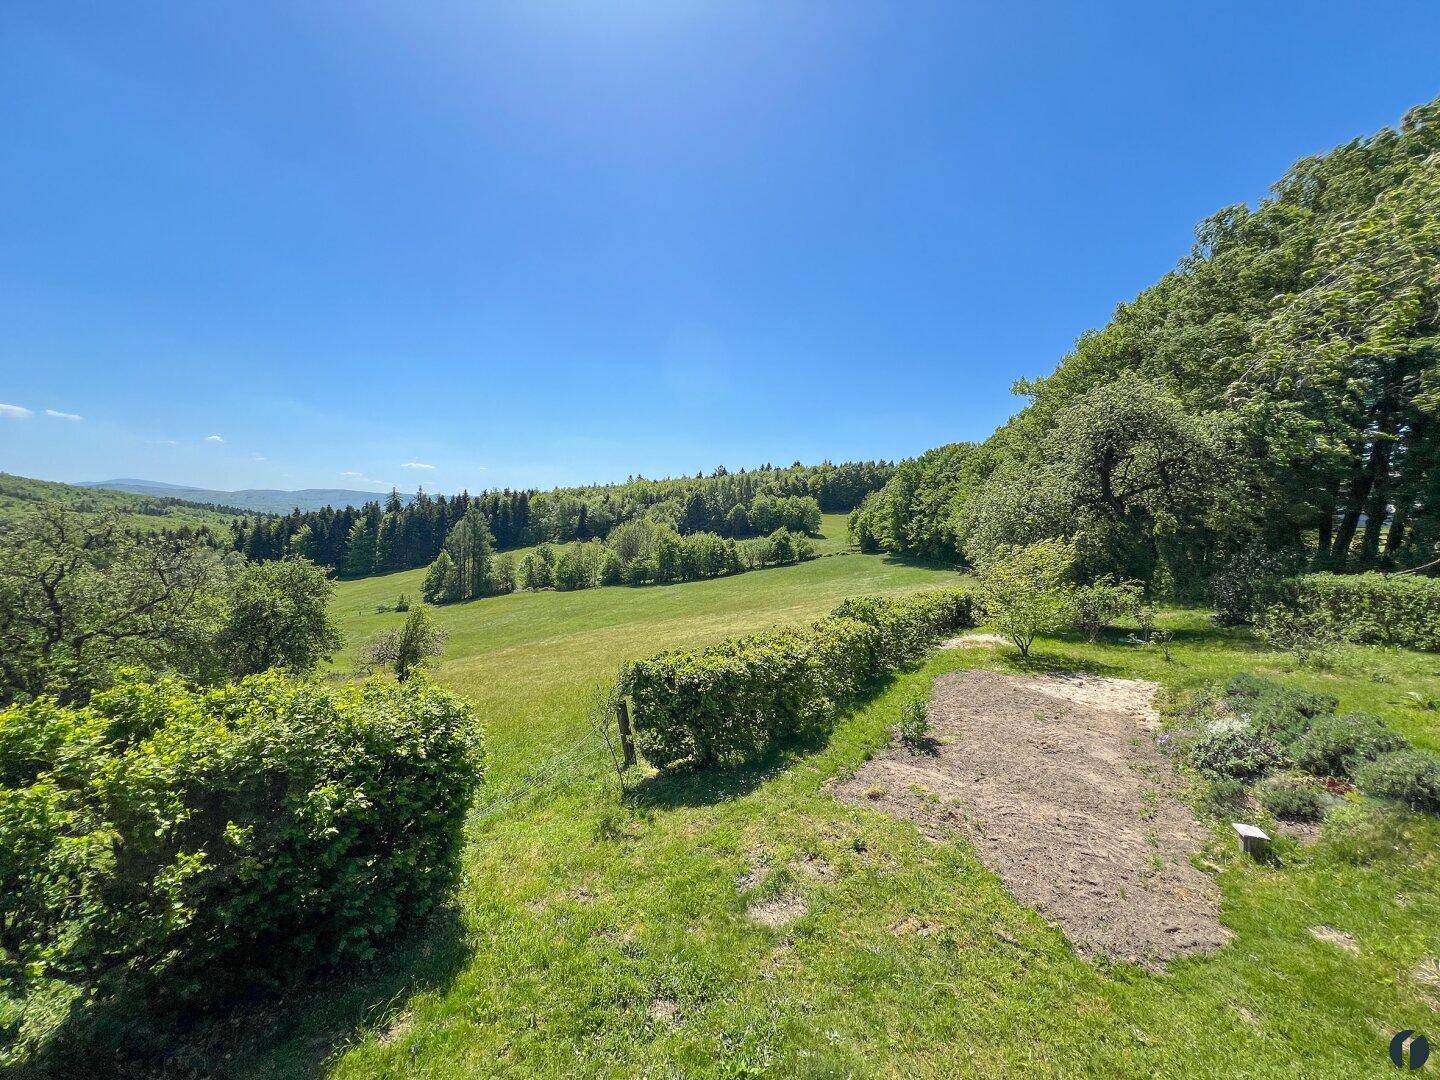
[1208,547,1295,625]
[831,588,975,669]
[893,696,932,750]
[1223,674,1337,718]
[1223,677,1337,747]
[0,672,484,1045]
[1354,750,1440,812]
[1255,604,1344,667]
[622,588,972,768]
[1257,773,1326,821]
[1280,573,1440,651]
[1292,712,1408,778]
[1071,576,1143,642]
[1189,718,1283,781]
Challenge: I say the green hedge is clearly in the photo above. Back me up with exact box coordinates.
[1282,573,1440,651]
[0,671,483,1047]
[621,587,972,769]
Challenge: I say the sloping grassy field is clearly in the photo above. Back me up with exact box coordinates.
[211,554,1440,1079]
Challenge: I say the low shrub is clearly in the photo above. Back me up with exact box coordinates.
[1257,773,1326,821]
[1354,750,1440,812]
[0,671,484,1050]
[622,588,973,769]
[1292,712,1408,778]
[1254,604,1345,667]
[1189,718,1283,781]
[893,696,932,750]
[1195,777,1248,820]
[1222,675,1338,746]
[1072,576,1143,642]
[831,588,974,669]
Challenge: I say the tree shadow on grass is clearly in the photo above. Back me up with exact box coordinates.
[1000,650,1129,678]
[14,908,471,1080]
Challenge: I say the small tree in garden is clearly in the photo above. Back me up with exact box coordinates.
[975,538,1075,657]
[363,605,446,682]
[1072,575,1143,642]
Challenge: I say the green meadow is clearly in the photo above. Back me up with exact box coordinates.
[185,547,1440,1080]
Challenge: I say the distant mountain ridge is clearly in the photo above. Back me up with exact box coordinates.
[82,479,411,514]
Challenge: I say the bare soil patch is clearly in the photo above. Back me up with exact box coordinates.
[835,669,1229,969]
[938,632,1012,650]
[1309,925,1360,953]
[746,894,806,928]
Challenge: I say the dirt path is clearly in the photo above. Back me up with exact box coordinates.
[835,670,1229,969]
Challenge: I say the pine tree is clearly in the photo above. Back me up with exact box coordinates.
[343,517,377,577]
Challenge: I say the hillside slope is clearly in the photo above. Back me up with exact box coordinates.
[197,554,1440,1078]
[81,478,403,514]
[0,472,250,531]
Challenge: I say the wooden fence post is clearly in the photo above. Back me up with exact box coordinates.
[616,697,636,768]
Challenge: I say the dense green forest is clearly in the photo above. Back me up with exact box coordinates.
[233,459,891,578]
[852,98,1440,589]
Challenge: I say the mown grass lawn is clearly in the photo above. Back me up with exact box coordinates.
[214,558,1440,1079]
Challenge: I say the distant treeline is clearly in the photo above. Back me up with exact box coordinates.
[231,460,891,578]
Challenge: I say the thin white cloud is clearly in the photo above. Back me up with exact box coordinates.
[146,438,180,446]
[44,409,83,421]
[401,461,436,470]
[0,403,34,419]
[252,453,267,461]
[341,470,393,488]
[205,434,225,443]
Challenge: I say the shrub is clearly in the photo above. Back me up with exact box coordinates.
[1257,773,1326,821]
[1293,712,1408,778]
[1354,750,1440,812]
[1189,718,1283,781]
[0,672,483,1048]
[831,588,975,669]
[1071,576,1143,642]
[1208,547,1295,625]
[893,696,932,750]
[1223,674,1337,718]
[1195,777,1248,820]
[1247,699,1314,747]
[1255,604,1344,667]
[622,588,972,769]
[1281,573,1440,651]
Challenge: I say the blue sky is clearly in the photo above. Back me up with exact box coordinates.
[3,2,1439,495]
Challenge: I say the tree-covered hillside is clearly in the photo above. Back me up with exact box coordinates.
[0,472,248,535]
[853,97,1440,587]
[234,460,893,578]
[82,478,413,514]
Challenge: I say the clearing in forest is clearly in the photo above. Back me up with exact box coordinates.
[836,669,1229,969]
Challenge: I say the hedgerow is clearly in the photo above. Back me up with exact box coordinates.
[1277,573,1440,651]
[0,671,483,1052]
[621,588,972,769]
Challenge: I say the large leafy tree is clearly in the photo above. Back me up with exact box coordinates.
[857,96,1440,586]
[215,557,343,678]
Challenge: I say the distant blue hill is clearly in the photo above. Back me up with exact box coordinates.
[81,479,413,515]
